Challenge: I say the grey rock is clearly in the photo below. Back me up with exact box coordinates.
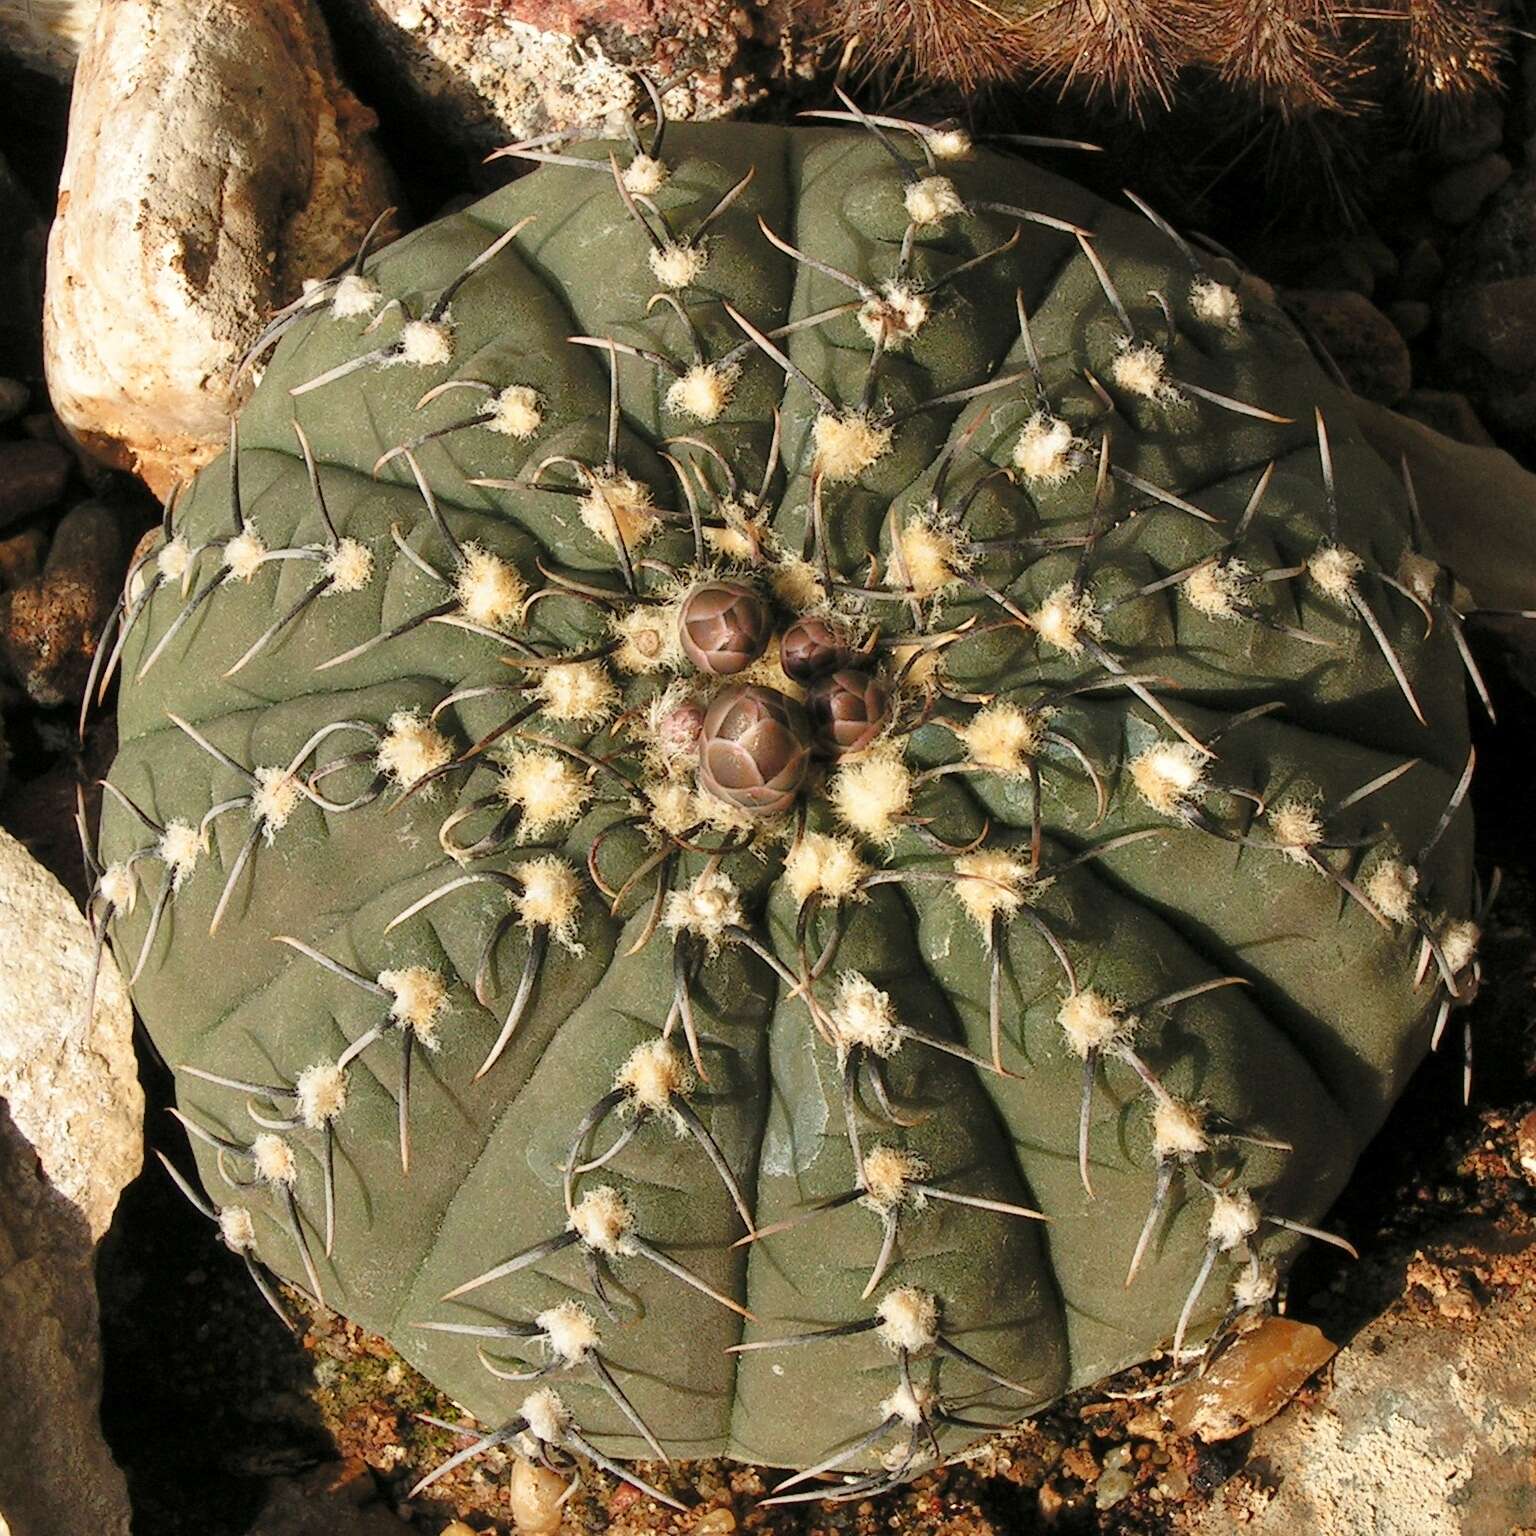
[0,822,141,1240]
[1192,1231,1536,1536]
[0,826,139,1536]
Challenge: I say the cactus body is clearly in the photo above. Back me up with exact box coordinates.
[99,122,1475,1487]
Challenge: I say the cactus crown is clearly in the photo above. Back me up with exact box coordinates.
[96,109,1478,1504]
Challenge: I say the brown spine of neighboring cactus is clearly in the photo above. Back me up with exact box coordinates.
[819,0,1507,115]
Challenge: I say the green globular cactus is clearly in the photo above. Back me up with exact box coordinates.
[92,113,1485,1504]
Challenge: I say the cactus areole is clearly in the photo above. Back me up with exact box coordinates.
[98,120,1479,1495]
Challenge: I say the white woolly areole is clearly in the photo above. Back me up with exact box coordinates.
[1438,918,1480,976]
[157,537,191,582]
[323,538,374,594]
[536,660,618,724]
[647,780,701,838]
[1307,544,1364,602]
[894,515,967,598]
[1111,340,1180,403]
[331,273,381,319]
[1012,411,1084,486]
[858,283,930,345]
[1189,276,1242,330]
[952,851,1037,934]
[515,856,584,951]
[1130,742,1209,819]
[830,748,913,846]
[1208,1189,1260,1250]
[1030,582,1102,657]
[616,1037,693,1117]
[812,411,893,483]
[958,701,1047,776]
[498,751,590,842]
[537,1300,600,1365]
[831,972,902,1058]
[880,1382,936,1427]
[99,861,138,914]
[877,1287,939,1352]
[454,544,527,629]
[521,1388,570,1445]
[783,833,870,908]
[665,362,738,423]
[376,710,453,791]
[218,1205,257,1252]
[621,153,669,196]
[296,1061,348,1128]
[488,384,543,439]
[891,640,945,692]
[905,176,964,226]
[1268,799,1324,862]
[649,242,708,290]
[580,470,659,551]
[158,820,205,889]
[770,555,827,612]
[223,529,268,583]
[380,966,449,1043]
[860,1145,929,1212]
[1232,1260,1278,1310]
[1183,558,1252,621]
[1057,989,1134,1058]
[1397,550,1440,603]
[611,603,682,673]
[399,318,453,368]
[252,1132,297,1187]
[1152,1097,1208,1157]
[251,766,302,836]
[663,869,743,949]
[569,1185,636,1255]
[925,128,972,160]
[1364,858,1419,925]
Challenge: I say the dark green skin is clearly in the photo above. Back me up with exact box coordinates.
[101,123,1472,1475]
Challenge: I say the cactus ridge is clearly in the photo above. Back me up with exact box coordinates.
[93,113,1481,1499]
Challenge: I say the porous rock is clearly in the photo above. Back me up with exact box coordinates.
[321,0,796,154]
[43,0,395,494]
[1193,1230,1536,1536]
[0,825,139,1535]
[0,822,140,1239]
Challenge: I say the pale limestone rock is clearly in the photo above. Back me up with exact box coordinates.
[43,0,395,494]
[0,829,138,1534]
[0,824,140,1239]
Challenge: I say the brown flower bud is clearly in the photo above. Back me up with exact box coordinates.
[678,581,771,676]
[698,685,812,816]
[806,668,890,757]
[780,615,853,684]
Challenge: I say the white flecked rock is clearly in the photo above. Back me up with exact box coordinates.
[43,0,395,494]
[0,826,137,1534]
[0,824,140,1239]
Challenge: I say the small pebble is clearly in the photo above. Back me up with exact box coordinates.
[508,1455,568,1533]
[1166,1317,1337,1441]
[0,439,70,529]
[0,377,27,425]
[1516,1109,1536,1181]
[1388,299,1431,342]
[0,499,122,705]
[0,527,44,588]
[1095,1444,1135,1510]
[1398,237,1445,302]
[1430,153,1512,226]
